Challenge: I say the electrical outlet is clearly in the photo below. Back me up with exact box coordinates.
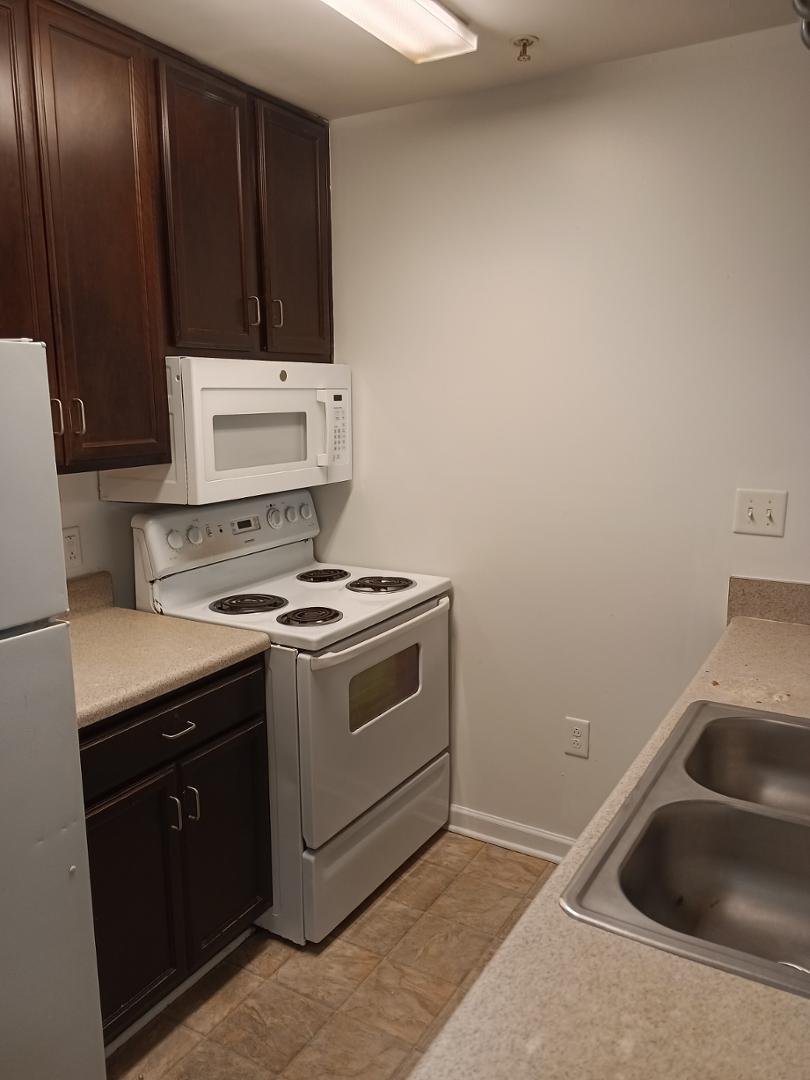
[62,526,82,570]
[565,716,590,759]
[733,489,788,537]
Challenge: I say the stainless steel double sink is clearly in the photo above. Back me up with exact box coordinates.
[561,702,810,997]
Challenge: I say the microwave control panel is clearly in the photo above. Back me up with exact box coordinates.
[331,401,349,465]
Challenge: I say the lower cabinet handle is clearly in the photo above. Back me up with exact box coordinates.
[169,795,183,832]
[162,719,196,740]
[272,297,285,329]
[72,397,87,436]
[51,398,65,437]
[248,295,262,326]
[186,785,201,822]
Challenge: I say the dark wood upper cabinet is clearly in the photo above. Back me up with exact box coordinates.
[0,0,63,462]
[257,102,332,361]
[32,1,169,470]
[179,719,272,967]
[85,766,186,1042]
[160,60,259,352]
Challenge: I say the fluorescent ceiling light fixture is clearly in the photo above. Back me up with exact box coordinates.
[318,0,477,64]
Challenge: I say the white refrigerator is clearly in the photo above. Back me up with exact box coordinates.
[0,341,105,1078]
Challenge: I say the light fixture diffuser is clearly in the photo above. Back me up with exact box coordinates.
[318,0,477,64]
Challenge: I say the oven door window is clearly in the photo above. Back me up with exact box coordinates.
[349,644,420,733]
[212,411,307,471]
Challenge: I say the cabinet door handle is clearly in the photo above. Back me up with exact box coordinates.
[271,298,285,329]
[161,719,196,740]
[71,398,87,436]
[51,398,65,437]
[248,295,262,326]
[186,785,201,822]
[169,795,183,832]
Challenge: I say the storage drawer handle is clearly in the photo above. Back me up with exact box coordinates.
[186,785,201,822]
[169,796,183,832]
[272,297,285,329]
[162,719,197,740]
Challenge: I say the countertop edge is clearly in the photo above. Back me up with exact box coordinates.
[69,608,269,731]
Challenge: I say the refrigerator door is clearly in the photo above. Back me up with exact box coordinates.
[0,340,68,631]
[0,621,105,1079]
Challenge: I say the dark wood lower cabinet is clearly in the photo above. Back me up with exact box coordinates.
[81,661,272,1042]
[180,720,272,966]
[85,767,186,1042]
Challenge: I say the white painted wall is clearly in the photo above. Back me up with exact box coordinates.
[58,473,143,605]
[316,25,810,847]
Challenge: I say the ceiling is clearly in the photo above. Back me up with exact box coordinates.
[82,0,795,118]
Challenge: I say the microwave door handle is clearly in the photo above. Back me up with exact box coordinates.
[309,597,449,672]
[316,389,333,468]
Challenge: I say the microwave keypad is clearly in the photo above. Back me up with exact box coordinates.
[332,406,349,464]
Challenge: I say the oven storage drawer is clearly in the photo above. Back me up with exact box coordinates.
[302,753,450,942]
[297,597,450,849]
[80,659,265,804]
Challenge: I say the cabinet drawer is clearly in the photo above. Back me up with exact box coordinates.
[81,660,265,803]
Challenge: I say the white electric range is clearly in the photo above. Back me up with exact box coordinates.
[132,490,451,943]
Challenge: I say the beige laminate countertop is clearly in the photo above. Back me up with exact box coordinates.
[415,617,810,1080]
[68,606,268,729]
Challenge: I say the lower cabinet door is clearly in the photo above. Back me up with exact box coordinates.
[179,719,272,966]
[85,767,186,1041]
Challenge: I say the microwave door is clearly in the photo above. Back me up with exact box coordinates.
[191,388,328,501]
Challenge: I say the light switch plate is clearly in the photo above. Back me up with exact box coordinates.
[733,489,788,537]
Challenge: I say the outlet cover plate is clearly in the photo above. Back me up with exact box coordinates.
[733,489,788,537]
[63,525,83,569]
[565,716,590,759]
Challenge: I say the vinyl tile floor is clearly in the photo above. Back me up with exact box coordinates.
[106,831,555,1080]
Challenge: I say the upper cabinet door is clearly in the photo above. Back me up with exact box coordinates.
[160,61,259,352]
[32,2,169,470]
[257,103,332,361]
[0,0,63,461]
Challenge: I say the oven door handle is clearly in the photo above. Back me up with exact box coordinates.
[309,596,449,672]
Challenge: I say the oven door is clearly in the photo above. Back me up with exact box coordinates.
[297,597,450,850]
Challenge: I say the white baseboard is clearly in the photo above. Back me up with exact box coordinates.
[449,804,574,863]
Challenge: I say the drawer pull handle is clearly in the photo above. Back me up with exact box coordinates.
[162,720,197,740]
[169,795,183,832]
[186,785,201,822]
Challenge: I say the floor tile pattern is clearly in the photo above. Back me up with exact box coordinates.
[107,831,554,1080]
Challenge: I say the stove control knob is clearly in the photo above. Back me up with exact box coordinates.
[285,506,299,524]
[300,502,313,521]
[167,529,184,551]
[267,508,283,530]
[186,525,204,546]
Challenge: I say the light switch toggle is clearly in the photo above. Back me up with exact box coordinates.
[733,489,788,537]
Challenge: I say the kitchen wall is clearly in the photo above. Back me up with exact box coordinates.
[58,474,143,605]
[316,24,810,853]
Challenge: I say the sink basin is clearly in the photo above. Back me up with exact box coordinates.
[685,714,810,817]
[561,701,810,997]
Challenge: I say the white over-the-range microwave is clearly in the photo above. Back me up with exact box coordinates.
[100,356,351,505]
